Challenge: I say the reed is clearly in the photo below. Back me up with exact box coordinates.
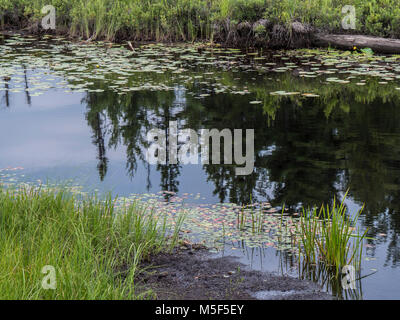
[295,192,369,276]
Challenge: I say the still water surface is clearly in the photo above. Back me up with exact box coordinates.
[1,35,400,299]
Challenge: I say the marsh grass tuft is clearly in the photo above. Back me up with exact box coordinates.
[0,185,184,299]
[295,191,369,276]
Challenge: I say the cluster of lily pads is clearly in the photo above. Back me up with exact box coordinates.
[0,35,253,97]
[1,168,376,270]
[0,167,298,253]
[3,34,400,103]
[0,167,89,197]
[115,191,300,253]
[0,167,26,185]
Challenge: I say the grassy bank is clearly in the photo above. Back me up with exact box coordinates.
[0,185,183,299]
[1,0,400,44]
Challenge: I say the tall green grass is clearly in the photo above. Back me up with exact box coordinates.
[1,0,400,41]
[0,185,183,299]
[295,192,369,276]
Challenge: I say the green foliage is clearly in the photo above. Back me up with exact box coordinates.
[1,0,400,41]
[295,192,369,275]
[253,23,266,35]
[0,185,184,299]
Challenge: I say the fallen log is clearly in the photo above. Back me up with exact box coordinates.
[313,33,400,54]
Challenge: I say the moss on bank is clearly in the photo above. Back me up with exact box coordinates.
[1,0,400,46]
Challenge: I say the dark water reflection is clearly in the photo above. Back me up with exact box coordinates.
[83,87,400,259]
[86,84,400,298]
[2,39,400,298]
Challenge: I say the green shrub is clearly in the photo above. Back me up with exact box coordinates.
[1,0,400,41]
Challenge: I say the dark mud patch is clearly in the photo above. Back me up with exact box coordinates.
[136,249,332,300]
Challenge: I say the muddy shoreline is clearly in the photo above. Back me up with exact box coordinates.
[136,248,332,300]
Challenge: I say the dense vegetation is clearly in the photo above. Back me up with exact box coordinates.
[0,185,183,299]
[1,0,400,43]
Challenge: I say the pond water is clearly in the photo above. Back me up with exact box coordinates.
[1,34,400,299]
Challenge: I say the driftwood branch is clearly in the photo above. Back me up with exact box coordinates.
[127,41,135,51]
[313,34,400,54]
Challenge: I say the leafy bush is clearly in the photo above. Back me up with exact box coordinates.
[1,0,400,40]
